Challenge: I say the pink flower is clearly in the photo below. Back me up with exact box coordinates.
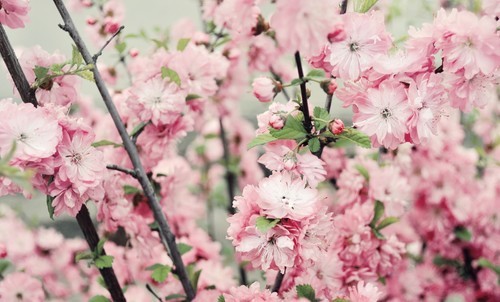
[57,130,105,189]
[0,0,29,29]
[270,0,338,56]
[328,11,392,80]
[222,282,281,302]
[213,0,260,41]
[127,76,186,126]
[0,101,61,162]
[347,281,383,302]
[0,272,45,301]
[257,172,318,220]
[252,77,277,103]
[329,119,344,135]
[354,80,412,149]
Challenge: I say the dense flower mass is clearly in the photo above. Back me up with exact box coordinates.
[0,0,499,301]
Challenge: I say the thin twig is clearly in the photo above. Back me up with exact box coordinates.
[106,164,137,178]
[0,24,37,107]
[131,121,151,145]
[294,52,312,133]
[340,0,349,14]
[218,118,237,216]
[270,69,291,102]
[324,93,333,113]
[93,25,125,62]
[52,0,196,300]
[271,270,285,293]
[145,284,163,302]
[0,22,125,302]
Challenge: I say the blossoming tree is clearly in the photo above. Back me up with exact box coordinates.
[0,0,499,301]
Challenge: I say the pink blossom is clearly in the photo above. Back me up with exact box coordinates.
[0,272,45,301]
[257,172,318,220]
[252,77,277,103]
[270,0,338,57]
[445,70,498,112]
[354,80,412,149]
[328,11,392,80]
[329,119,344,135]
[213,0,260,41]
[0,0,29,29]
[347,281,383,302]
[222,282,281,302]
[0,101,61,162]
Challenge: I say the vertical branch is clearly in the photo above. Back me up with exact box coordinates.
[294,51,312,133]
[271,270,285,293]
[51,0,196,300]
[0,24,37,107]
[340,0,349,14]
[0,23,125,302]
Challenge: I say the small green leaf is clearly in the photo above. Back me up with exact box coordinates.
[372,228,385,240]
[34,66,49,80]
[0,260,11,275]
[177,38,190,51]
[217,295,226,302]
[370,200,385,227]
[89,295,111,302]
[129,121,149,137]
[149,221,160,230]
[308,137,320,153]
[165,294,187,300]
[96,238,107,255]
[269,115,307,140]
[332,299,350,302]
[91,140,122,148]
[247,133,278,149]
[296,284,317,302]
[97,276,107,289]
[71,45,84,66]
[177,243,193,255]
[115,41,127,54]
[123,185,141,195]
[161,67,181,86]
[477,258,500,278]
[433,255,461,268]
[77,68,95,82]
[75,251,93,262]
[147,264,172,283]
[312,106,330,130]
[306,69,325,78]
[336,127,371,149]
[255,216,280,233]
[186,94,202,101]
[377,217,399,230]
[46,195,55,220]
[454,226,472,242]
[354,164,370,181]
[290,78,304,86]
[353,0,379,13]
[94,255,114,269]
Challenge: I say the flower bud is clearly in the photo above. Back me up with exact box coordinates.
[129,48,139,58]
[0,243,7,258]
[269,114,285,130]
[104,21,120,34]
[329,119,344,135]
[252,77,280,103]
[86,17,97,25]
[320,79,338,95]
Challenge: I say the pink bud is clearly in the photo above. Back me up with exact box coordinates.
[329,119,344,135]
[104,21,120,34]
[129,48,139,58]
[0,243,7,258]
[86,17,97,25]
[82,0,93,7]
[327,80,338,95]
[252,77,276,103]
[328,25,346,43]
[269,114,285,130]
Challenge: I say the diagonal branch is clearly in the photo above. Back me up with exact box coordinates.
[0,23,125,302]
[93,25,125,62]
[51,0,196,300]
[294,51,312,133]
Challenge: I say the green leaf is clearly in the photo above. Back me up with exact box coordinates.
[353,0,379,13]
[89,295,111,302]
[433,255,461,268]
[290,78,304,86]
[296,284,317,302]
[71,44,84,66]
[377,217,399,230]
[94,255,114,269]
[0,260,11,275]
[308,137,320,153]
[186,264,202,292]
[97,276,107,289]
[177,38,190,51]
[312,106,330,130]
[96,238,106,255]
[477,258,500,278]
[255,216,280,233]
[186,94,202,101]
[46,195,55,220]
[75,251,93,262]
[161,67,181,86]
[218,295,226,302]
[332,299,350,302]
[165,294,187,300]
[147,264,172,283]
[336,127,371,149]
[77,68,95,82]
[34,66,49,80]
[149,221,160,230]
[370,200,385,227]
[91,140,122,148]
[123,185,141,195]
[177,243,193,255]
[247,133,279,149]
[354,164,370,181]
[372,228,385,240]
[454,226,472,242]
[269,115,307,140]
[306,69,325,78]
[115,41,127,54]
[129,121,149,137]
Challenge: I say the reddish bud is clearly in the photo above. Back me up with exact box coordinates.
[329,119,344,135]
[129,48,139,58]
[321,79,338,95]
[269,114,285,130]
[86,17,97,25]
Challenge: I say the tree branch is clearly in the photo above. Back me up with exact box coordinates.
[51,0,196,300]
[106,164,137,178]
[0,24,37,107]
[271,270,285,293]
[294,51,312,133]
[340,0,349,14]
[93,25,125,62]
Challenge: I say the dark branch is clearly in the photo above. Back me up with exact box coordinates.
[0,24,38,107]
[146,284,163,302]
[271,270,285,293]
[340,0,349,14]
[294,51,312,133]
[93,25,125,62]
[106,164,137,178]
[52,0,196,300]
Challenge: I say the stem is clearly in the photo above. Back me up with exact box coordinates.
[294,51,312,133]
[271,270,285,293]
[0,24,37,107]
[218,118,237,216]
[0,22,126,302]
[270,69,290,102]
[340,0,349,14]
[145,284,163,302]
[106,164,137,178]
[324,93,333,113]
[93,25,125,62]
[76,205,126,302]
[51,0,196,300]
